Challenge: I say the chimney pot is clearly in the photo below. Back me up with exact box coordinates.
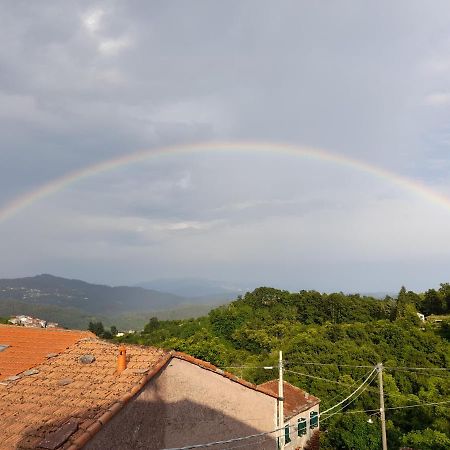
[117,345,127,374]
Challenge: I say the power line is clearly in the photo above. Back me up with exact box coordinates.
[162,399,450,449]
[284,368,359,386]
[223,436,268,450]
[322,366,379,406]
[286,361,374,368]
[225,363,449,371]
[327,399,450,416]
[161,425,284,450]
[222,366,276,370]
[320,367,377,416]
[320,369,379,422]
[384,366,450,371]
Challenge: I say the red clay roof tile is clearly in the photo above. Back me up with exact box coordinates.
[0,328,320,449]
[258,380,320,419]
[0,325,94,380]
[0,330,168,450]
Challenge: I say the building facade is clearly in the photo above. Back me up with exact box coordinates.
[0,325,319,450]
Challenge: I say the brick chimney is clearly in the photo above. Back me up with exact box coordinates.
[117,345,127,374]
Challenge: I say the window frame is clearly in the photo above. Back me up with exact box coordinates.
[297,417,307,436]
[310,410,319,429]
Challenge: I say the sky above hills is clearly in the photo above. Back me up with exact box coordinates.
[1,1,450,292]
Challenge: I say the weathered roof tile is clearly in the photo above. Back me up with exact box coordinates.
[258,380,320,419]
[0,325,94,380]
[0,329,167,450]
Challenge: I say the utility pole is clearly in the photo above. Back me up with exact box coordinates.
[278,350,284,450]
[377,362,388,450]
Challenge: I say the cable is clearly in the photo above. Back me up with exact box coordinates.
[327,399,450,416]
[161,425,285,450]
[320,367,377,416]
[223,366,275,369]
[163,419,310,450]
[223,363,450,371]
[163,399,450,450]
[321,369,379,420]
[320,369,379,422]
[384,366,450,371]
[223,436,268,450]
[321,366,378,406]
[285,361,374,368]
[284,369,356,386]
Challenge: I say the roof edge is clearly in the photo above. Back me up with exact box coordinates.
[64,351,172,450]
[258,380,321,420]
[171,351,278,400]
[59,349,289,449]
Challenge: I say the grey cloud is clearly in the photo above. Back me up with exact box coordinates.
[1,1,450,290]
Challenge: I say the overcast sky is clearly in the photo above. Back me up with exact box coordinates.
[1,1,450,292]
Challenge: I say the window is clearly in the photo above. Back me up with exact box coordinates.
[284,424,291,444]
[298,418,307,436]
[310,411,319,429]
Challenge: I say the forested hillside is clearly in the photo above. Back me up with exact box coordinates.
[0,274,224,329]
[120,285,450,450]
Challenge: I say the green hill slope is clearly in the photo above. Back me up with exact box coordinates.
[121,285,450,450]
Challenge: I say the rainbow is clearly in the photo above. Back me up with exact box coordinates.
[1,141,449,224]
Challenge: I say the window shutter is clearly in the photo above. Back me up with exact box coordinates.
[284,424,291,443]
[298,418,307,436]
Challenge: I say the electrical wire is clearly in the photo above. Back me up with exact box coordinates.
[161,425,285,450]
[162,398,450,449]
[285,361,374,368]
[223,436,268,450]
[223,366,275,369]
[320,366,378,406]
[223,363,449,371]
[320,367,377,416]
[384,366,450,371]
[328,399,450,416]
[284,369,357,386]
[320,369,379,422]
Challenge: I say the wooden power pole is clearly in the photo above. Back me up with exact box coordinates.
[377,362,388,450]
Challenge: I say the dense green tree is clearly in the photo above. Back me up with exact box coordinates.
[124,285,450,449]
[423,289,446,316]
[143,316,160,333]
[320,414,382,450]
[439,283,450,313]
[401,428,450,450]
[88,321,104,336]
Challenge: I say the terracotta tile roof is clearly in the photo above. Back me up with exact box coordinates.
[0,328,314,450]
[0,335,168,450]
[258,380,320,420]
[0,325,94,380]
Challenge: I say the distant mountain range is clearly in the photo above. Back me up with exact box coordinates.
[136,277,246,301]
[0,274,237,330]
[0,274,187,314]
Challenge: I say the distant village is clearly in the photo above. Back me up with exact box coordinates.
[7,314,59,329]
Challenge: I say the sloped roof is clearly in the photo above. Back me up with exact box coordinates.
[0,336,168,450]
[258,380,320,420]
[172,352,280,399]
[0,325,94,380]
[0,326,319,449]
